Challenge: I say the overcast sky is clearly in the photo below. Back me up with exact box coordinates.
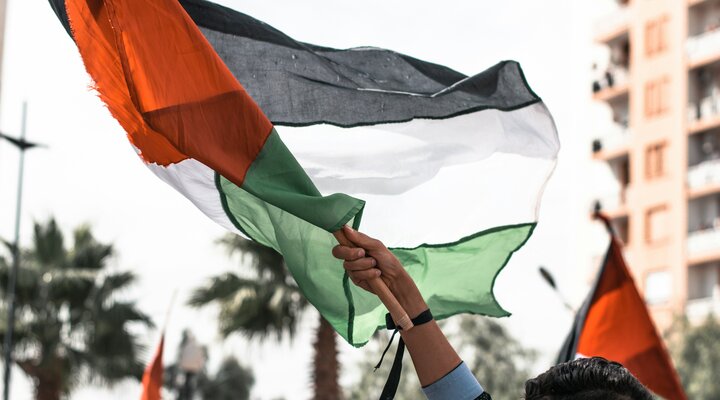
[0,0,614,398]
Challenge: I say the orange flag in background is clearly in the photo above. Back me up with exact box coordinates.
[140,335,164,400]
[558,214,686,400]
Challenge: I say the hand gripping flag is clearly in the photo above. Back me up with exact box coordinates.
[557,214,686,400]
[50,0,559,346]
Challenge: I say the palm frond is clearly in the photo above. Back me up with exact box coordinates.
[69,227,114,271]
[188,273,257,306]
[98,301,153,327]
[216,281,305,340]
[93,271,137,305]
[0,217,152,395]
[32,218,66,266]
[217,234,288,284]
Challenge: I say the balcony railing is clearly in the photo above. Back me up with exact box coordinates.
[687,227,720,258]
[686,296,720,321]
[688,159,720,189]
[687,28,720,67]
[688,94,720,125]
[593,123,630,153]
[592,67,630,98]
[594,188,628,215]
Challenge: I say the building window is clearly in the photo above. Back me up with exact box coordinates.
[644,77,670,118]
[645,205,669,243]
[645,269,672,305]
[645,142,666,179]
[645,15,669,56]
[688,262,720,300]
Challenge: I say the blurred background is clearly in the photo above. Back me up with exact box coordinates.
[0,0,718,399]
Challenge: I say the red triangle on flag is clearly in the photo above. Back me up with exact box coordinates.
[560,213,687,400]
[140,335,164,400]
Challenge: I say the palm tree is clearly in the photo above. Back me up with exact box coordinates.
[189,234,341,400]
[0,218,152,400]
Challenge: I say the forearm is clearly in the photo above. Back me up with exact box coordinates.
[393,275,461,387]
[332,226,482,396]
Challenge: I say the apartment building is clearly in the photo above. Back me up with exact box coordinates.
[591,0,720,329]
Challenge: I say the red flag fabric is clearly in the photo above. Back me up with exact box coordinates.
[140,335,164,400]
[560,215,686,400]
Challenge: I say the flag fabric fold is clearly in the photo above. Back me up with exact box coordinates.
[140,335,164,400]
[51,0,559,346]
[557,217,686,400]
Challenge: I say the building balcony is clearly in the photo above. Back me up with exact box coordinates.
[687,227,720,264]
[593,186,630,230]
[687,261,720,320]
[594,6,630,44]
[688,94,720,133]
[687,28,720,69]
[594,192,628,217]
[686,296,720,321]
[688,159,720,192]
[592,68,630,103]
[592,123,630,161]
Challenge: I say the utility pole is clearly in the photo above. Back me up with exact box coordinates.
[538,265,575,313]
[1,103,44,400]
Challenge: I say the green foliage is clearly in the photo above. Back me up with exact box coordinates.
[346,316,536,399]
[668,315,720,400]
[457,316,536,399]
[197,357,254,400]
[188,235,308,341]
[0,218,152,399]
[190,234,342,399]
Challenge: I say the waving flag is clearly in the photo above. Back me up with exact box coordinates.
[558,214,686,400]
[51,0,559,346]
[140,335,164,400]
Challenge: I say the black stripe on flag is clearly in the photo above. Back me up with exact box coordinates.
[49,0,542,128]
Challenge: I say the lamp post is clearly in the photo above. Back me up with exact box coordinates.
[176,331,206,400]
[538,265,575,313]
[1,103,44,400]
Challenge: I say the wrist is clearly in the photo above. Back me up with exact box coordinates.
[392,273,428,318]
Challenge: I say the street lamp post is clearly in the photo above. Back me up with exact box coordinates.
[176,331,206,400]
[538,265,575,313]
[1,103,44,400]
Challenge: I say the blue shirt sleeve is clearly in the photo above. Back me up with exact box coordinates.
[421,362,485,400]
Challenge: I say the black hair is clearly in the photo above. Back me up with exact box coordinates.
[524,357,653,400]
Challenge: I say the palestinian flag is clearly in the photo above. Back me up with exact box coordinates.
[557,214,686,400]
[50,0,559,346]
[139,335,164,400]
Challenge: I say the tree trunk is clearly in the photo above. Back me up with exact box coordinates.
[35,375,62,400]
[17,360,63,400]
[312,315,341,400]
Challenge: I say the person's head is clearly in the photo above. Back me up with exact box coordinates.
[524,357,653,400]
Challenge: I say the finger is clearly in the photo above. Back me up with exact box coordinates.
[343,257,377,272]
[357,280,372,292]
[349,276,372,292]
[331,245,365,261]
[342,225,384,251]
[349,268,381,282]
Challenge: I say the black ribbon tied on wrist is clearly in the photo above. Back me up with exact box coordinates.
[374,309,433,400]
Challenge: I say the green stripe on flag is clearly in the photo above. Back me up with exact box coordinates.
[216,172,535,346]
[242,129,365,232]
